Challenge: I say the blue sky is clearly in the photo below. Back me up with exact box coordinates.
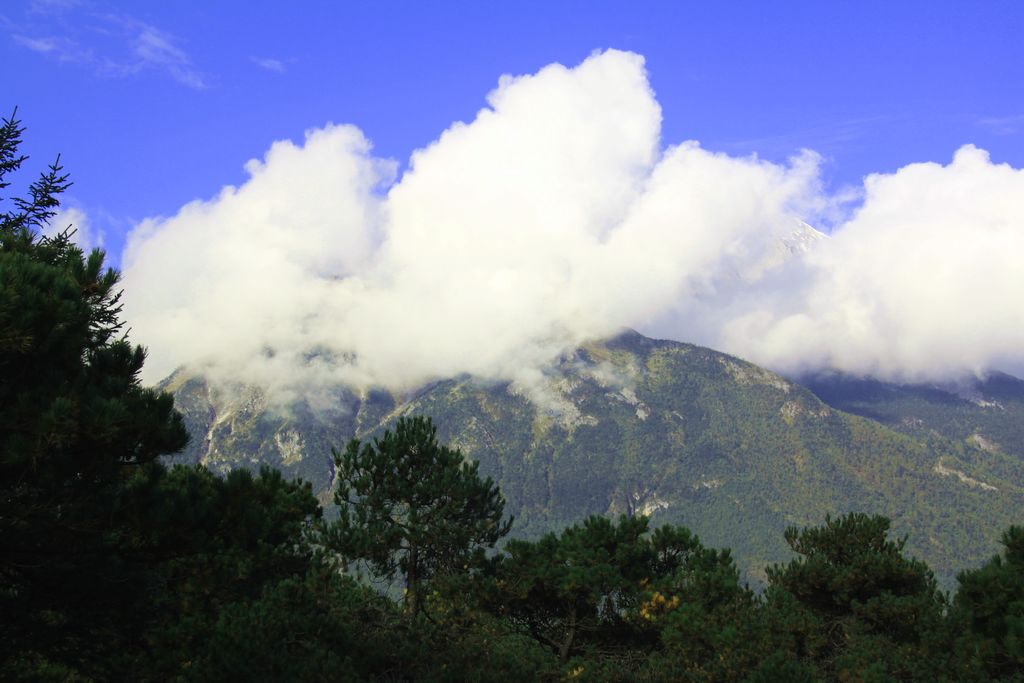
[5,1,1024,388]
[4,0,1022,264]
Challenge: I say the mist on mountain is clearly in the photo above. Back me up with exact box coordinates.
[121,50,1024,407]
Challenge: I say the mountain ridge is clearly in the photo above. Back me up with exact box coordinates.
[800,370,1024,461]
[159,331,1024,587]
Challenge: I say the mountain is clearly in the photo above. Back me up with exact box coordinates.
[712,218,825,286]
[160,331,1024,587]
[802,371,1024,461]
[767,219,826,266]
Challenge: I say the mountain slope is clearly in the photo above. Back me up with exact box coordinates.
[802,372,1024,462]
[160,332,1024,586]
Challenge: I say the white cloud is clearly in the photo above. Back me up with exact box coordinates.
[252,56,286,74]
[7,6,206,89]
[121,50,1024,398]
[123,123,394,398]
[28,0,83,14]
[129,24,205,89]
[14,34,58,52]
[13,33,93,64]
[715,145,1024,382]
[978,114,1024,136]
[43,205,104,252]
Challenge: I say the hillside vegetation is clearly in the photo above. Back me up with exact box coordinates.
[165,331,1024,587]
[804,371,1024,460]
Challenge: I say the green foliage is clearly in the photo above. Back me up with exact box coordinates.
[191,565,559,683]
[0,110,321,682]
[487,514,651,663]
[327,415,512,618]
[188,569,398,682]
[0,109,188,679]
[167,330,1024,590]
[112,463,321,679]
[484,514,744,667]
[806,371,1024,460]
[949,525,1024,681]
[764,513,947,681]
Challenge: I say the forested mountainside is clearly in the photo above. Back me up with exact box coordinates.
[162,331,1024,586]
[803,371,1024,461]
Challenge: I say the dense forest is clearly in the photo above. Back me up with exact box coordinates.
[2,112,1023,682]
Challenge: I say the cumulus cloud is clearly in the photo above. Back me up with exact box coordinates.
[122,123,393,398]
[121,49,1024,398]
[715,145,1024,382]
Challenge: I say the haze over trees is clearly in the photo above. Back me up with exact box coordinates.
[2,112,1023,681]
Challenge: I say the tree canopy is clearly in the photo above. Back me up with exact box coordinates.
[484,513,744,663]
[0,110,321,681]
[0,109,189,677]
[327,415,512,619]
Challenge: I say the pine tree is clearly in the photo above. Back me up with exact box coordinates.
[949,525,1024,680]
[486,514,743,665]
[0,109,188,678]
[116,464,323,679]
[326,415,512,621]
[764,513,946,680]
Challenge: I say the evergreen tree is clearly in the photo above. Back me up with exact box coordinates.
[487,514,652,663]
[0,109,187,679]
[117,464,323,680]
[949,525,1024,681]
[326,415,512,620]
[764,513,946,681]
[485,514,743,666]
[187,569,398,683]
